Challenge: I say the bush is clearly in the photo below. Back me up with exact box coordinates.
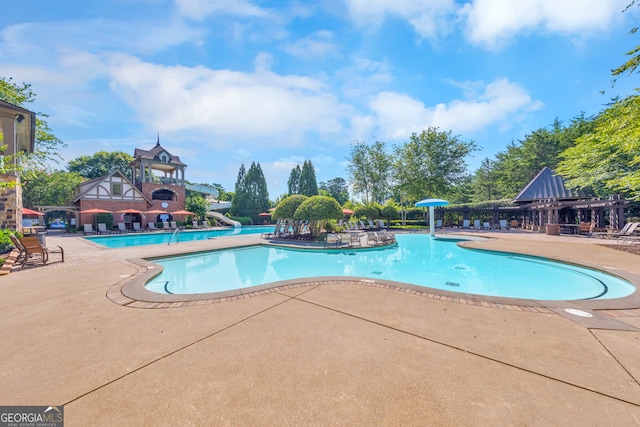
[229,216,253,225]
[273,195,308,219]
[0,230,17,254]
[354,204,379,219]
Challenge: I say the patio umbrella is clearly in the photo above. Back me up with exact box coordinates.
[415,199,449,237]
[144,209,168,215]
[117,208,143,214]
[258,212,271,217]
[342,209,353,215]
[80,208,113,229]
[22,208,45,216]
[171,210,196,216]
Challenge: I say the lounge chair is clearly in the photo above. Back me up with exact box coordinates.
[377,229,395,244]
[473,220,481,229]
[340,233,353,247]
[377,219,387,229]
[170,221,178,230]
[162,222,172,231]
[83,224,96,235]
[97,223,112,234]
[435,219,443,228]
[578,222,594,236]
[592,222,634,239]
[192,220,202,229]
[324,233,340,248]
[148,222,159,231]
[499,219,509,230]
[367,232,382,246]
[9,234,27,265]
[462,220,470,229]
[510,220,519,229]
[202,220,212,229]
[483,222,491,230]
[17,235,64,266]
[117,223,129,233]
[132,222,144,232]
[618,222,640,244]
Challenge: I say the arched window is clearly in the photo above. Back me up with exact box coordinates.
[151,189,175,201]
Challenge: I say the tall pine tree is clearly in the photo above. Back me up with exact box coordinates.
[299,160,318,196]
[287,165,301,194]
[230,162,270,219]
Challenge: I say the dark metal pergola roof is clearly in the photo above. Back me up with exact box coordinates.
[513,167,590,203]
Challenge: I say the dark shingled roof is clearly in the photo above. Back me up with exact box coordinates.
[133,141,186,166]
[513,167,590,203]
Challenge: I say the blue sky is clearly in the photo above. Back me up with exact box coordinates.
[0,0,638,198]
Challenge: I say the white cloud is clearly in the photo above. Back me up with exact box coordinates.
[105,53,352,146]
[461,0,629,49]
[174,0,271,20]
[284,31,340,60]
[367,78,542,139]
[345,0,457,40]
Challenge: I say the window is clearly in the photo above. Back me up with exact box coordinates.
[112,183,122,196]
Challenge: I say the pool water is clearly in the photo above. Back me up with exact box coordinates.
[85,226,274,248]
[145,234,636,300]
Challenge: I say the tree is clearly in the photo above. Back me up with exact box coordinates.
[0,77,66,168]
[354,204,379,219]
[612,1,640,84]
[298,160,318,196]
[230,162,270,219]
[393,127,477,203]
[293,195,343,236]
[21,169,85,207]
[346,140,392,203]
[272,194,308,235]
[67,151,134,180]
[287,165,301,194]
[557,92,640,199]
[319,177,349,205]
[185,193,209,219]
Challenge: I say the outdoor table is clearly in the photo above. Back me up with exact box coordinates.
[559,224,579,234]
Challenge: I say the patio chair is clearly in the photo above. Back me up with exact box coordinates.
[578,222,594,236]
[170,221,178,230]
[377,219,387,229]
[473,219,481,229]
[367,231,382,246]
[483,222,492,230]
[202,220,212,229]
[148,222,159,231]
[117,223,129,233]
[462,220,470,229]
[510,220,520,229]
[435,219,443,228]
[499,219,509,230]
[162,222,172,231]
[618,222,640,244]
[17,235,64,266]
[324,233,340,248]
[9,234,27,265]
[132,222,143,232]
[97,223,113,234]
[377,229,396,244]
[192,220,202,229]
[340,233,353,247]
[368,219,379,230]
[83,224,96,235]
[592,222,634,239]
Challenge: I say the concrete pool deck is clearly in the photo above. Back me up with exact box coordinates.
[1,230,639,425]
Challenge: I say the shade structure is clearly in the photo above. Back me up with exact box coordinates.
[171,210,196,216]
[22,208,45,216]
[116,208,143,214]
[258,212,271,217]
[342,209,353,215]
[415,198,449,237]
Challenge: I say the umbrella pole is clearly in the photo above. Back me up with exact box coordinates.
[430,206,435,237]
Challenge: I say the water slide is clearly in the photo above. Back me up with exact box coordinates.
[208,211,241,228]
[185,183,220,198]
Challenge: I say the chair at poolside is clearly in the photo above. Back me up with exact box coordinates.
[510,219,520,229]
[377,219,387,229]
[473,219,481,229]
[359,220,369,230]
[377,229,395,244]
[83,224,96,235]
[97,223,113,234]
[192,220,202,229]
[483,222,492,230]
[324,233,340,248]
[499,219,509,230]
[368,219,378,230]
[435,219,443,228]
[170,221,178,230]
[117,223,130,233]
[9,234,27,265]
[148,222,159,231]
[132,222,144,233]
[340,233,353,247]
[578,222,594,236]
[367,231,382,246]
[162,222,172,231]
[462,220,470,229]
[17,235,64,266]
[592,222,634,239]
[618,222,640,244]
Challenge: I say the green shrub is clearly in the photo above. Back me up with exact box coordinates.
[0,230,18,254]
[229,216,252,225]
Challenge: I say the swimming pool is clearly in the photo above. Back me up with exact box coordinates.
[85,226,275,248]
[145,234,636,300]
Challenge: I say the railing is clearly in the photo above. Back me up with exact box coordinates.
[167,227,181,245]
